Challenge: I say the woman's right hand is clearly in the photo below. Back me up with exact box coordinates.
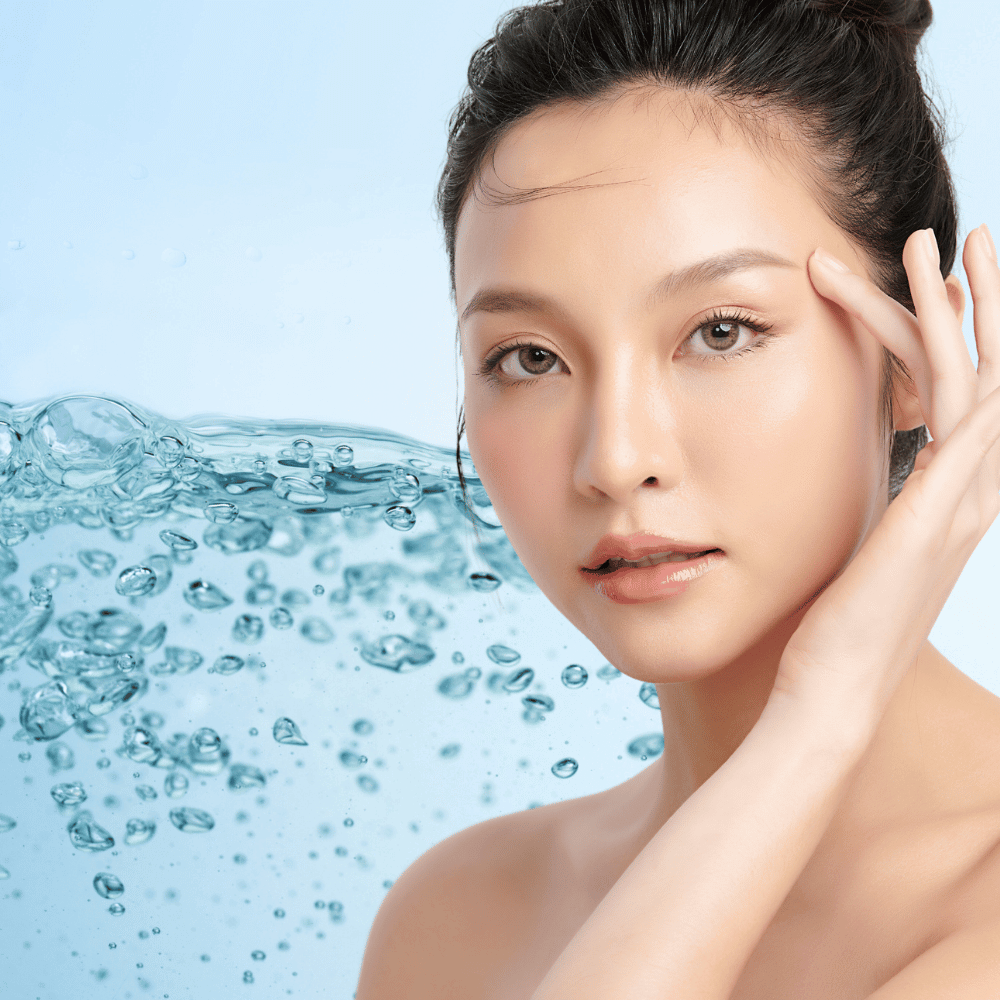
[771,225,1000,737]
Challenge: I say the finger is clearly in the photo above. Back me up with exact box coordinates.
[808,249,933,409]
[962,225,1000,485]
[904,229,978,444]
[896,378,1000,554]
[963,225,1000,398]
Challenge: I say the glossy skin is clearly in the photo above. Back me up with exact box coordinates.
[457,87,965,821]
[355,86,1000,999]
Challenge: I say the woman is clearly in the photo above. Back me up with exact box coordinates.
[357,1,1000,996]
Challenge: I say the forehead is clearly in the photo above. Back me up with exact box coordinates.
[454,87,837,302]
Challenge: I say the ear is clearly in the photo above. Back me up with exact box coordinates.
[891,273,967,433]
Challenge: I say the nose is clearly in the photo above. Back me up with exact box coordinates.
[572,350,683,504]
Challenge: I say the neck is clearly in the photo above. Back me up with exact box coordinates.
[636,637,955,852]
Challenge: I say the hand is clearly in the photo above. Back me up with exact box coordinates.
[770,226,1000,736]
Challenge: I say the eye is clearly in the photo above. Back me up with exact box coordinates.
[680,310,774,362]
[478,339,566,387]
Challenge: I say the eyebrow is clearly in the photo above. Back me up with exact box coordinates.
[459,248,798,325]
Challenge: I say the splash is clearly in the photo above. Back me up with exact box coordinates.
[0,393,662,998]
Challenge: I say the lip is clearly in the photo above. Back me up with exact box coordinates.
[582,532,721,572]
[582,549,725,605]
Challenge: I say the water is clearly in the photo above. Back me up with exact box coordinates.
[0,393,665,998]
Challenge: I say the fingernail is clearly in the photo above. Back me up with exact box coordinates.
[924,228,940,268]
[980,224,997,263]
[814,247,850,273]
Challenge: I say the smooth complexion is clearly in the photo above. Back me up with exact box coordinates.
[456,87,972,892]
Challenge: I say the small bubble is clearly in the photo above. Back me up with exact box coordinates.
[352,719,373,736]
[451,651,464,664]
[440,743,460,759]
[185,579,233,611]
[169,807,215,833]
[234,854,247,864]
[205,502,239,524]
[333,444,354,467]
[201,954,211,962]
[96,757,111,770]
[232,614,264,643]
[17,752,30,763]
[551,758,579,779]
[503,667,535,693]
[247,559,268,583]
[300,617,333,643]
[164,771,189,798]
[561,664,589,689]
[273,717,307,746]
[269,607,293,629]
[627,733,664,760]
[312,584,324,596]
[343,818,354,827]
[383,505,415,531]
[243,971,254,984]
[639,682,660,709]
[159,529,196,550]
[249,727,258,736]
[161,247,186,267]
[273,908,285,918]
[251,949,265,961]
[115,565,157,597]
[124,818,155,846]
[152,927,160,934]
[29,585,52,607]
[522,694,555,713]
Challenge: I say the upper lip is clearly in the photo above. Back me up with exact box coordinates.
[581,533,720,571]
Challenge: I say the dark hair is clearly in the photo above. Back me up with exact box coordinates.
[440,0,955,515]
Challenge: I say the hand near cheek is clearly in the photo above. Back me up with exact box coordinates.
[769,226,1000,737]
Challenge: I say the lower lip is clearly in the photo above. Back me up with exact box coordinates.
[582,550,725,605]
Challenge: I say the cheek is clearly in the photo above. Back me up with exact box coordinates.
[464,392,553,528]
[703,336,881,588]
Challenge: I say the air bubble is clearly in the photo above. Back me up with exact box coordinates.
[551,758,579,779]
[273,717,307,746]
[93,872,124,899]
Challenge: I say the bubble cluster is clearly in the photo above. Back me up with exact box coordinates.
[0,393,666,999]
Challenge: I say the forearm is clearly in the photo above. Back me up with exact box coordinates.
[529,694,874,1000]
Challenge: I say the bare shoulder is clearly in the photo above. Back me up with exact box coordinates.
[354,802,565,1000]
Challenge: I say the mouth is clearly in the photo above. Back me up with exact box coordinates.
[583,549,722,575]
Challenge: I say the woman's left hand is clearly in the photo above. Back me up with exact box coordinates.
[770,225,1000,735]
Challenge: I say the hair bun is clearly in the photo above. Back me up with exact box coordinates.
[809,0,932,58]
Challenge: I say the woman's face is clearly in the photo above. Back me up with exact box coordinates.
[455,89,900,683]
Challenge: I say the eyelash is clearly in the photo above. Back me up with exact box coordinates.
[477,309,776,389]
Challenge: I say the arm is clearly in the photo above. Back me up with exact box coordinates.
[529,692,871,1000]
